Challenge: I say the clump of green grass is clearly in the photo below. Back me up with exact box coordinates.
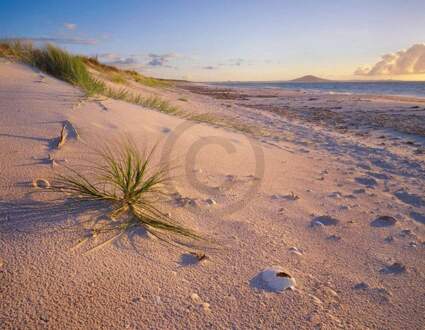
[0,41,105,96]
[53,140,201,244]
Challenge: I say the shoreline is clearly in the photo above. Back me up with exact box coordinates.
[177,81,425,138]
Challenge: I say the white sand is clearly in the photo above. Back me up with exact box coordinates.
[0,62,424,329]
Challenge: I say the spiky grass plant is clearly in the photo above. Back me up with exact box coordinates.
[53,140,201,244]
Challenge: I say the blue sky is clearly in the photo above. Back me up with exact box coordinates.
[1,0,425,81]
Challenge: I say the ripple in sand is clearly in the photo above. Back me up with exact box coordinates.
[410,211,425,225]
[394,190,425,207]
[355,177,378,188]
[380,262,406,275]
[371,216,397,227]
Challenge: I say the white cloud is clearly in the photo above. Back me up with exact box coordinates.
[64,23,77,31]
[355,43,425,75]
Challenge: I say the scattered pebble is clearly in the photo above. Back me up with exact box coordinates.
[327,235,342,241]
[322,287,339,299]
[132,297,141,303]
[288,247,303,256]
[191,293,202,304]
[328,192,342,198]
[205,198,217,205]
[384,235,395,243]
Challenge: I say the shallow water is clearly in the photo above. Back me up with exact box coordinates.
[217,81,425,98]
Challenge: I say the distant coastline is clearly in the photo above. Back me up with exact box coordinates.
[212,80,425,99]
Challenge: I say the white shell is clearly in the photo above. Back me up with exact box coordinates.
[260,266,296,292]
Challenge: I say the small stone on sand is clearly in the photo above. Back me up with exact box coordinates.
[205,198,217,205]
[32,178,50,189]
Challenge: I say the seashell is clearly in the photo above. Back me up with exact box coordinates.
[260,266,296,292]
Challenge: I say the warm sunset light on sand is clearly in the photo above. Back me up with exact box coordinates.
[1,1,424,329]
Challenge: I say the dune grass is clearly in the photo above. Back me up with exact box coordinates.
[0,41,105,96]
[83,56,169,88]
[125,69,170,88]
[0,41,178,112]
[104,87,179,114]
[53,140,201,244]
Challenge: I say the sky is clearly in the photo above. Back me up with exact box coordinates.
[1,0,425,81]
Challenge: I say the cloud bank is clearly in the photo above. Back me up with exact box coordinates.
[355,43,425,75]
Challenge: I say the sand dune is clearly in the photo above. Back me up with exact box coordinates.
[1,62,424,329]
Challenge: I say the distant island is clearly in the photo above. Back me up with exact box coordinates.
[290,75,331,83]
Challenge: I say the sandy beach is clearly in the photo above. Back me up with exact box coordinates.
[1,60,425,330]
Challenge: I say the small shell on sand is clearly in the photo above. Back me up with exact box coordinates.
[191,293,202,304]
[260,266,296,292]
[32,178,50,189]
[289,247,303,256]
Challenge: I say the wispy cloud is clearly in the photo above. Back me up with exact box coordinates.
[64,23,77,31]
[147,53,177,67]
[98,53,139,66]
[202,65,217,70]
[1,37,97,45]
[355,43,425,75]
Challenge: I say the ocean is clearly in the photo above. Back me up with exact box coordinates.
[216,81,425,99]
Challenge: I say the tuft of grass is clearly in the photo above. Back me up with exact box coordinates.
[52,140,201,244]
